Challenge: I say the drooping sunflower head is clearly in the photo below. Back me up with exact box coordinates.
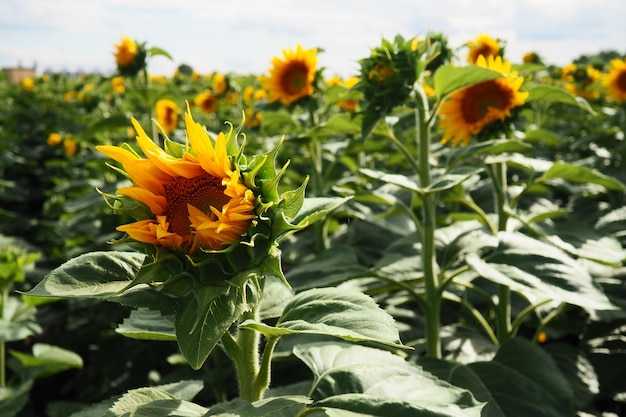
[155,99,181,135]
[603,58,626,103]
[113,36,147,76]
[260,44,318,105]
[358,35,421,136]
[96,111,256,256]
[438,55,529,147]
[522,51,543,65]
[466,34,502,64]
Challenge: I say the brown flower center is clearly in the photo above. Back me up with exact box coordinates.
[616,70,626,92]
[282,63,308,94]
[164,174,230,236]
[461,81,512,124]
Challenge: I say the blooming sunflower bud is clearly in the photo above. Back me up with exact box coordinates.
[113,36,148,77]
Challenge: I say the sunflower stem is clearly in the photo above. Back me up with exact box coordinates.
[488,161,513,343]
[226,305,266,401]
[415,84,442,359]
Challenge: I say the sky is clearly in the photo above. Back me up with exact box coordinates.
[1,0,625,78]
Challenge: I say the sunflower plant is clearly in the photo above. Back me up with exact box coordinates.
[26,110,357,401]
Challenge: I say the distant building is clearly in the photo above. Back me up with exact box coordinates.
[2,64,36,84]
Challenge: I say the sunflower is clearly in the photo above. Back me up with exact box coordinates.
[212,72,228,96]
[603,58,626,102]
[113,36,138,67]
[112,76,125,94]
[155,99,181,135]
[194,90,218,114]
[438,55,528,147]
[260,44,317,105]
[467,34,501,64]
[47,133,62,146]
[96,111,256,254]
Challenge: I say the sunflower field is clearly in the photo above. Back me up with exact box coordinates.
[2,32,626,417]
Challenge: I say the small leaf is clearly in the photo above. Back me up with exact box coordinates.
[359,169,422,193]
[289,197,352,229]
[148,47,174,61]
[116,308,177,341]
[10,343,83,379]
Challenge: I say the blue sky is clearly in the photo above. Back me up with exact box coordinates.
[1,0,625,77]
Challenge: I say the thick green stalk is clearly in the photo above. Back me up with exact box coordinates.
[222,306,267,402]
[489,161,512,343]
[416,85,441,359]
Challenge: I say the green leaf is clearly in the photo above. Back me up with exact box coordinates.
[289,197,352,229]
[526,85,594,113]
[434,64,503,99]
[448,338,574,417]
[301,113,362,138]
[10,344,82,379]
[445,139,534,168]
[240,287,406,349]
[427,168,483,194]
[0,380,32,417]
[174,286,245,369]
[25,251,145,298]
[204,395,312,416]
[466,232,616,311]
[286,246,370,291]
[69,380,204,417]
[297,341,484,416]
[116,308,177,341]
[314,394,482,417]
[359,169,422,193]
[148,47,174,61]
[277,177,309,219]
[0,297,41,342]
[538,161,625,191]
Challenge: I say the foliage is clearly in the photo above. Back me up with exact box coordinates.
[1,31,625,417]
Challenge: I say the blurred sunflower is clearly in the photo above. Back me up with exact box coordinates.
[260,44,318,105]
[155,99,181,135]
[194,90,218,114]
[602,58,626,102]
[212,72,228,96]
[47,133,62,146]
[438,55,528,147]
[112,76,125,94]
[113,36,138,67]
[467,34,501,64]
[21,77,34,92]
[96,111,256,254]
[64,136,78,157]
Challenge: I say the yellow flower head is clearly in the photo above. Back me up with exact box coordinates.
[603,58,626,103]
[194,90,218,114]
[112,76,125,94]
[64,136,78,157]
[467,34,501,64]
[212,72,228,95]
[155,99,181,135]
[243,86,255,104]
[47,133,62,146]
[438,55,528,147]
[114,36,138,67]
[21,77,35,91]
[260,44,318,105]
[96,111,256,254]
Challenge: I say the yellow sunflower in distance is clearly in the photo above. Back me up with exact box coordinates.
[603,58,626,103]
[438,55,528,147]
[113,36,138,67]
[260,44,317,105]
[155,99,181,135]
[96,112,256,254]
[467,34,501,64]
